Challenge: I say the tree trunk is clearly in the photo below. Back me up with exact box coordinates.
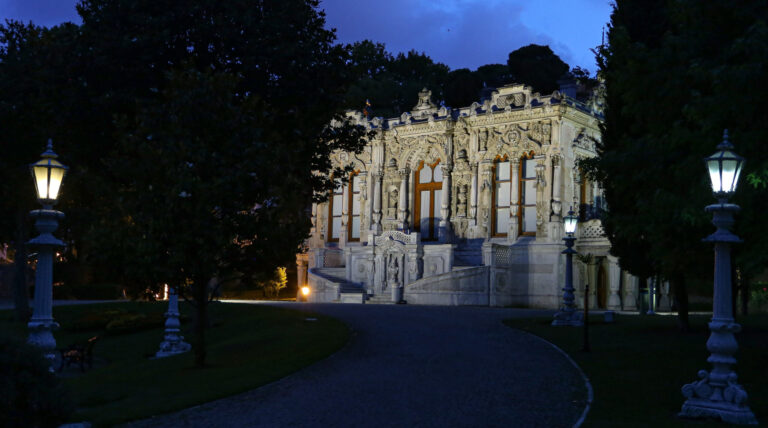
[671,275,690,333]
[192,275,208,368]
[741,277,749,316]
[12,209,30,323]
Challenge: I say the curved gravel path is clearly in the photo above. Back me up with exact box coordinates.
[123,302,588,428]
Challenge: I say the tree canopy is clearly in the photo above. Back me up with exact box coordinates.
[588,0,768,329]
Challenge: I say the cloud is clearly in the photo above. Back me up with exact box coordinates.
[321,0,610,73]
[0,0,81,27]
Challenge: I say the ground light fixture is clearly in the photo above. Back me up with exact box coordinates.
[27,140,67,371]
[301,286,311,298]
[552,208,582,326]
[679,130,756,424]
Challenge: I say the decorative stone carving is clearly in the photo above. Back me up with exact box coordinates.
[457,184,468,217]
[387,188,398,219]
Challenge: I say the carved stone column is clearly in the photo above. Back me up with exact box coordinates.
[372,171,383,234]
[397,168,409,230]
[607,256,622,310]
[659,281,672,311]
[439,164,452,242]
[508,158,520,242]
[358,172,368,242]
[340,183,350,246]
[480,160,493,238]
[551,155,562,221]
[366,171,375,235]
[623,272,638,311]
[469,162,478,226]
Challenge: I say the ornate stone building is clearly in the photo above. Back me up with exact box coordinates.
[297,83,656,309]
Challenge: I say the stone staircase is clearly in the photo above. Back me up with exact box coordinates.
[454,238,485,266]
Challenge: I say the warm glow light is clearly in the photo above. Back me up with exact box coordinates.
[30,140,68,204]
[705,130,744,196]
[563,208,578,235]
[301,286,310,297]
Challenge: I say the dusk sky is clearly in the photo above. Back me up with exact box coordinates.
[1,0,613,74]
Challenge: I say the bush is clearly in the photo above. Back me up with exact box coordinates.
[750,285,768,313]
[0,334,73,427]
[105,311,167,335]
[66,309,128,331]
[53,282,123,300]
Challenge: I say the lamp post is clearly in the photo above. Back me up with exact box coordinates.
[679,130,757,425]
[27,140,67,371]
[553,208,582,326]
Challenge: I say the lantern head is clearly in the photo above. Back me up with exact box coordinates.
[30,139,68,207]
[705,130,744,199]
[564,208,578,236]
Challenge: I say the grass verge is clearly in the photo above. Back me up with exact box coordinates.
[504,313,768,428]
[2,301,348,427]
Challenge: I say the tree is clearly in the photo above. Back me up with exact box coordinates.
[588,0,768,330]
[507,44,569,94]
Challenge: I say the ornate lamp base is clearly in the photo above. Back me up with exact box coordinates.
[552,310,583,326]
[680,370,757,425]
[156,333,191,358]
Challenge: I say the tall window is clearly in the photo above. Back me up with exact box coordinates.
[328,181,344,242]
[492,155,511,236]
[519,154,537,235]
[414,160,442,240]
[327,171,361,242]
[348,173,361,241]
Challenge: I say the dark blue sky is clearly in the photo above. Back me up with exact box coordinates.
[1,0,612,73]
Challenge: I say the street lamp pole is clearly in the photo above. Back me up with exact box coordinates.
[553,208,582,326]
[679,130,756,425]
[27,140,67,371]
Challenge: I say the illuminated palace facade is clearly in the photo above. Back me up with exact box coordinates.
[297,84,664,310]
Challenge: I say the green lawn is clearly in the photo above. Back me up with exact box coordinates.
[504,314,768,427]
[2,301,349,427]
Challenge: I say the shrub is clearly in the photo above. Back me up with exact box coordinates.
[750,286,768,313]
[0,334,73,428]
[105,312,166,335]
[66,309,128,332]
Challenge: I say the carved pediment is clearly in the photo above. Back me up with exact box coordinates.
[411,87,438,119]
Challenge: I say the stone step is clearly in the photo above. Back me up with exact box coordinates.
[365,295,395,305]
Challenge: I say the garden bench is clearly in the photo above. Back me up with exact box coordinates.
[58,335,100,372]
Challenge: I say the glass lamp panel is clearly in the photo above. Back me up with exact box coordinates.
[47,167,65,200]
[564,216,578,234]
[419,165,432,183]
[420,191,431,236]
[433,164,443,182]
[721,159,737,193]
[496,207,509,234]
[496,182,510,207]
[524,180,536,203]
[33,165,50,199]
[352,195,360,215]
[706,159,722,192]
[351,217,360,239]
[331,218,341,239]
[496,161,510,180]
[523,206,537,232]
[733,160,744,192]
[352,175,360,192]
[524,159,536,179]
[332,195,343,216]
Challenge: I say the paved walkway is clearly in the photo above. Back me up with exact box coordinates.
[123,302,589,428]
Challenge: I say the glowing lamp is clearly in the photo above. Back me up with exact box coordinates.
[30,140,68,207]
[705,130,744,198]
[301,286,310,297]
[563,208,578,236]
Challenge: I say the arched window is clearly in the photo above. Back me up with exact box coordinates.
[492,155,511,237]
[347,172,361,241]
[519,153,537,235]
[328,181,344,242]
[414,159,442,241]
[327,171,362,242]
